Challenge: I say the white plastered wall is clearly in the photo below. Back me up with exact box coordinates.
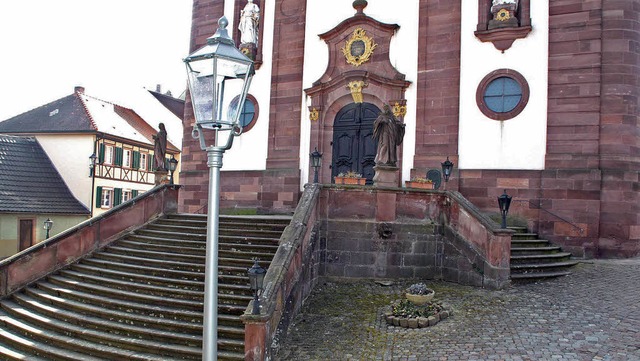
[300,0,420,188]
[459,1,549,169]
[35,134,95,207]
[220,0,275,171]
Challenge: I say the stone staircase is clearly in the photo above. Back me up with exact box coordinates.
[0,213,291,360]
[509,227,579,281]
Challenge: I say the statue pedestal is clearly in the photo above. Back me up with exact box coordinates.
[154,170,169,185]
[373,165,400,188]
[488,3,519,29]
[239,43,257,60]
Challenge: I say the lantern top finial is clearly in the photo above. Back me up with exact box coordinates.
[207,16,234,46]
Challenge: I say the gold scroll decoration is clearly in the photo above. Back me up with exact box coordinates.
[347,81,368,103]
[309,107,319,122]
[392,102,407,118]
[342,28,377,67]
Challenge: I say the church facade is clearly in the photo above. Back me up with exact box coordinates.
[179,0,640,258]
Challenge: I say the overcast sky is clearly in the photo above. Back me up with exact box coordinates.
[0,1,193,120]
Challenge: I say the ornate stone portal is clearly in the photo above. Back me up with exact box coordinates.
[304,0,411,186]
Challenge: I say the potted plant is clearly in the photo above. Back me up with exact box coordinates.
[405,283,435,305]
[405,176,434,190]
[334,171,366,185]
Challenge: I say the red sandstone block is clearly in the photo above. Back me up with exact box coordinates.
[497,178,530,189]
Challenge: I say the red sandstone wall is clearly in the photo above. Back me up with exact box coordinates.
[413,0,462,175]
[455,1,639,258]
[179,0,304,214]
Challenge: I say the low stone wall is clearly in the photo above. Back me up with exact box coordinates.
[0,185,180,298]
[241,184,321,361]
[244,185,512,360]
[317,186,512,289]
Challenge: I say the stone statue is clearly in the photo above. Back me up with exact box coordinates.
[373,104,405,166]
[153,123,167,171]
[492,0,518,8]
[239,0,260,45]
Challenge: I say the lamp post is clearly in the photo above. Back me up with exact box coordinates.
[497,189,512,229]
[310,147,322,183]
[247,259,266,315]
[184,16,254,361]
[43,218,53,239]
[89,153,97,177]
[441,157,454,183]
[168,154,178,185]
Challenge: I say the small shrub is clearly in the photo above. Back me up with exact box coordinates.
[406,283,433,295]
[391,299,442,319]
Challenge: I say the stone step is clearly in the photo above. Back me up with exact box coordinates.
[0,307,198,360]
[133,229,281,244]
[22,287,204,333]
[0,327,104,361]
[59,268,252,300]
[118,238,279,258]
[510,270,573,280]
[511,260,580,274]
[510,232,542,240]
[79,258,253,285]
[510,252,573,265]
[32,282,245,327]
[8,294,203,347]
[144,223,285,239]
[162,214,291,229]
[0,344,50,361]
[511,239,551,248]
[510,246,563,255]
[0,213,287,360]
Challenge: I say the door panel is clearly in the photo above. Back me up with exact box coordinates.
[331,103,380,184]
[19,219,34,251]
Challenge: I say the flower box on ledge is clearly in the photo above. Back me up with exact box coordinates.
[405,180,434,190]
[335,176,367,185]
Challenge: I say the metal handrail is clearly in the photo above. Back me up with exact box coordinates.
[515,199,584,235]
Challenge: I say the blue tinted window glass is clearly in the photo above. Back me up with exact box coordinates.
[239,100,255,127]
[483,77,522,113]
[503,78,521,95]
[503,95,522,112]
[485,79,505,96]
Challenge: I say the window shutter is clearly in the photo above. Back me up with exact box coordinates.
[98,144,105,163]
[133,151,140,169]
[96,186,103,208]
[113,188,122,206]
[147,154,153,171]
[115,147,123,166]
[132,189,139,198]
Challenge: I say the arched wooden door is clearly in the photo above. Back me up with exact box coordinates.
[331,102,380,184]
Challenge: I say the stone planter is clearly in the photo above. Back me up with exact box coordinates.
[405,291,434,305]
[405,181,434,190]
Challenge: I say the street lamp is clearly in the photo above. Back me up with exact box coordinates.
[497,189,512,229]
[168,154,178,185]
[43,218,53,239]
[310,147,322,183]
[441,157,454,182]
[89,153,97,177]
[247,259,266,315]
[184,16,254,361]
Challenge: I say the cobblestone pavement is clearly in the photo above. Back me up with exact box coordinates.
[275,259,640,361]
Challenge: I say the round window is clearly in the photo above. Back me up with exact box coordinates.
[476,69,529,120]
[227,94,259,132]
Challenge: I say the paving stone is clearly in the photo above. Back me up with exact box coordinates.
[275,259,640,361]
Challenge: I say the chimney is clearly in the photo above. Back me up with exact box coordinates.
[156,84,162,92]
[75,86,85,94]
